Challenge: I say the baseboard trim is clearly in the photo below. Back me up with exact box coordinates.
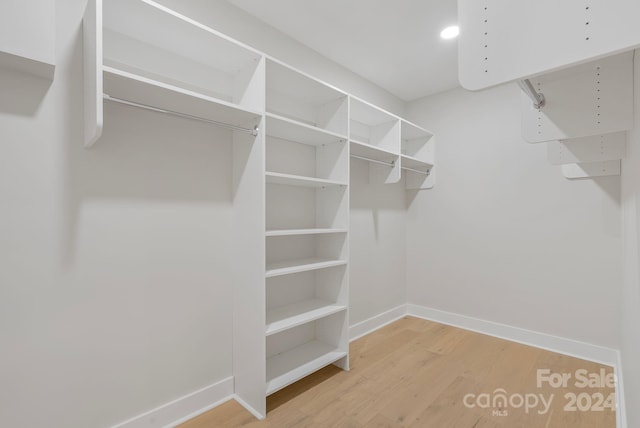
[111,376,234,428]
[349,304,408,342]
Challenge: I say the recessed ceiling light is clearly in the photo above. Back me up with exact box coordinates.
[440,25,459,40]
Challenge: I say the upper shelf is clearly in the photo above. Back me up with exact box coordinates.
[267,59,348,136]
[458,0,640,90]
[0,0,55,80]
[84,0,264,147]
[350,98,400,153]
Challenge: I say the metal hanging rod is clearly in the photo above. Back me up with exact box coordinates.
[401,166,430,176]
[518,79,545,109]
[351,154,395,167]
[103,94,260,136]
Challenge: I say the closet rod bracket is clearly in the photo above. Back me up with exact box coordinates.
[518,79,545,109]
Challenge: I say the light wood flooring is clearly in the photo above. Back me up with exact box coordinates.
[180,317,616,428]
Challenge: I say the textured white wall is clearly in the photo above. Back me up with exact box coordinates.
[620,50,640,428]
[405,84,622,349]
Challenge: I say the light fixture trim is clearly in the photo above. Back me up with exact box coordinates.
[440,25,460,40]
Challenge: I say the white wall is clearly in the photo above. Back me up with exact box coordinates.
[0,1,236,427]
[349,159,407,325]
[155,0,405,117]
[405,84,622,349]
[620,50,640,428]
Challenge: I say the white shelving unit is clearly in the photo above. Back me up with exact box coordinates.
[83,0,264,147]
[82,2,434,419]
[264,60,350,399]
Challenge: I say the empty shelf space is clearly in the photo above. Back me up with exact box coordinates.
[103,67,261,127]
[266,113,347,145]
[266,300,347,336]
[266,341,347,395]
[266,228,348,237]
[266,172,347,188]
[266,258,347,278]
[350,140,398,163]
[401,154,433,170]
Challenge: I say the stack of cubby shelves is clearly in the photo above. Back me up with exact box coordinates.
[264,59,350,396]
[83,0,434,419]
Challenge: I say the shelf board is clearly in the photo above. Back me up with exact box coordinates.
[266,300,347,336]
[401,154,433,171]
[401,119,434,141]
[265,172,347,188]
[103,66,261,128]
[266,340,347,395]
[350,140,398,163]
[266,257,347,278]
[266,113,347,146]
[350,97,398,126]
[266,228,347,237]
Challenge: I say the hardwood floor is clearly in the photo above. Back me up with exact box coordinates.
[179,317,616,428]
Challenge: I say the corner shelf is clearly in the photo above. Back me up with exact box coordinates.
[266,258,348,278]
[266,341,347,395]
[266,300,347,336]
[266,172,347,188]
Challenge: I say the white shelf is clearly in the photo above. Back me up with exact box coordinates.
[266,258,347,278]
[266,340,347,394]
[401,154,433,171]
[350,140,398,163]
[266,228,347,237]
[266,113,347,146]
[266,172,347,188]
[266,300,347,336]
[401,120,434,141]
[103,67,261,128]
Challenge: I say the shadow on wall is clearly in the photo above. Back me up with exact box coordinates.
[58,25,234,268]
[0,68,53,116]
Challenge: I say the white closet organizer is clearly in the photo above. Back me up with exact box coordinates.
[349,97,435,189]
[265,59,350,397]
[83,0,264,147]
[82,0,434,419]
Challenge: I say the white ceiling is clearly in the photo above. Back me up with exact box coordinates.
[227,0,459,101]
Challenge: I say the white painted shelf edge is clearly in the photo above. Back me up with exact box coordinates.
[265,172,347,188]
[103,66,263,123]
[266,300,347,336]
[401,154,433,170]
[266,340,347,395]
[265,228,348,237]
[265,258,348,278]
[266,112,348,141]
[350,140,399,161]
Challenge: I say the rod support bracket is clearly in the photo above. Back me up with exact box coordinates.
[518,79,546,109]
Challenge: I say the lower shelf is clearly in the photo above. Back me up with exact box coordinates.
[266,340,347,395]
[266,300,347,336]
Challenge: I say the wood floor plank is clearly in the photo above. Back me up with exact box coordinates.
[179,317,616,428]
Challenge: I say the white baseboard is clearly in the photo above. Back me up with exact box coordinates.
[407,304,626,428]
[111,376,234,428]
[349,304,408,342]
